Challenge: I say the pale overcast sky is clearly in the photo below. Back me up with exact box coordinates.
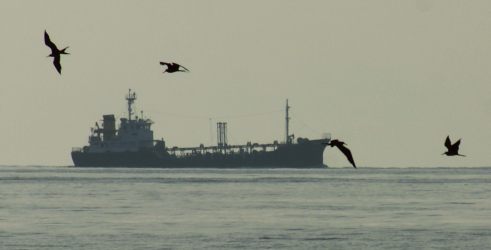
[0,1,490,167]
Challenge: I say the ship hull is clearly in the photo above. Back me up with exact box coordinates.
[72,139,328,168]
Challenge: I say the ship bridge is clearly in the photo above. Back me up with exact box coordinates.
[80,89,155,153]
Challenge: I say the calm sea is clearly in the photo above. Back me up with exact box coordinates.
[1,166,490,249]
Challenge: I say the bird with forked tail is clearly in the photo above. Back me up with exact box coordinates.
[443,135,466,157]
[159,61,189,74]
[323,139,356,168]
[44,30,69,74]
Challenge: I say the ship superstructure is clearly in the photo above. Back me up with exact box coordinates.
[82,90,154,153]
[72,89,330,168]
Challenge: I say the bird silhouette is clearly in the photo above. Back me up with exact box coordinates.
[323,139,356,168]
[159,62,189,73]
[443,136,466,157]
[44,30,69,74]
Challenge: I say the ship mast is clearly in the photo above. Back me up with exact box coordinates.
[285,99,291,144]
[126,89,137,121]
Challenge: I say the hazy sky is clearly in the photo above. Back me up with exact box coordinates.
[1,1,490,167]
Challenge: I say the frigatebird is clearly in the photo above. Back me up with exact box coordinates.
[323,139,357,168]
[443,136,466,157]
[159,62,189,73]
[44,30,69,74]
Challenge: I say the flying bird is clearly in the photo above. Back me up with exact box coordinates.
[323,139,356,168]
[44,30,69,74]
[159,62,189,73]
[443,136,466,157]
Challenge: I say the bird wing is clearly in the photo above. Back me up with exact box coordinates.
[452,139,461,151]
[444,136,452,150]
[53,55,62,74]
[44,30,58,51]
[336,144,356,168]
[159,62,170,66]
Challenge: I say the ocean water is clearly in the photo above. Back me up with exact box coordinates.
[1,166,490,249]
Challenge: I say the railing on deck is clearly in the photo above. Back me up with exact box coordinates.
[71,147,82,152]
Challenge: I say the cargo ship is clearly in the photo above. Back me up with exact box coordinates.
[71,90,330,168]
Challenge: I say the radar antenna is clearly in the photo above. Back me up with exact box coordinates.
[126,89,137,121]
[286,99,291,144]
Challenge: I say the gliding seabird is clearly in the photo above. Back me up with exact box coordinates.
[159,62,189,74]
[323,139,357,168]
[44,30,69,74]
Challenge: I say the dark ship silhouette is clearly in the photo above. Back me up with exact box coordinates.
[72,90,330,168]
